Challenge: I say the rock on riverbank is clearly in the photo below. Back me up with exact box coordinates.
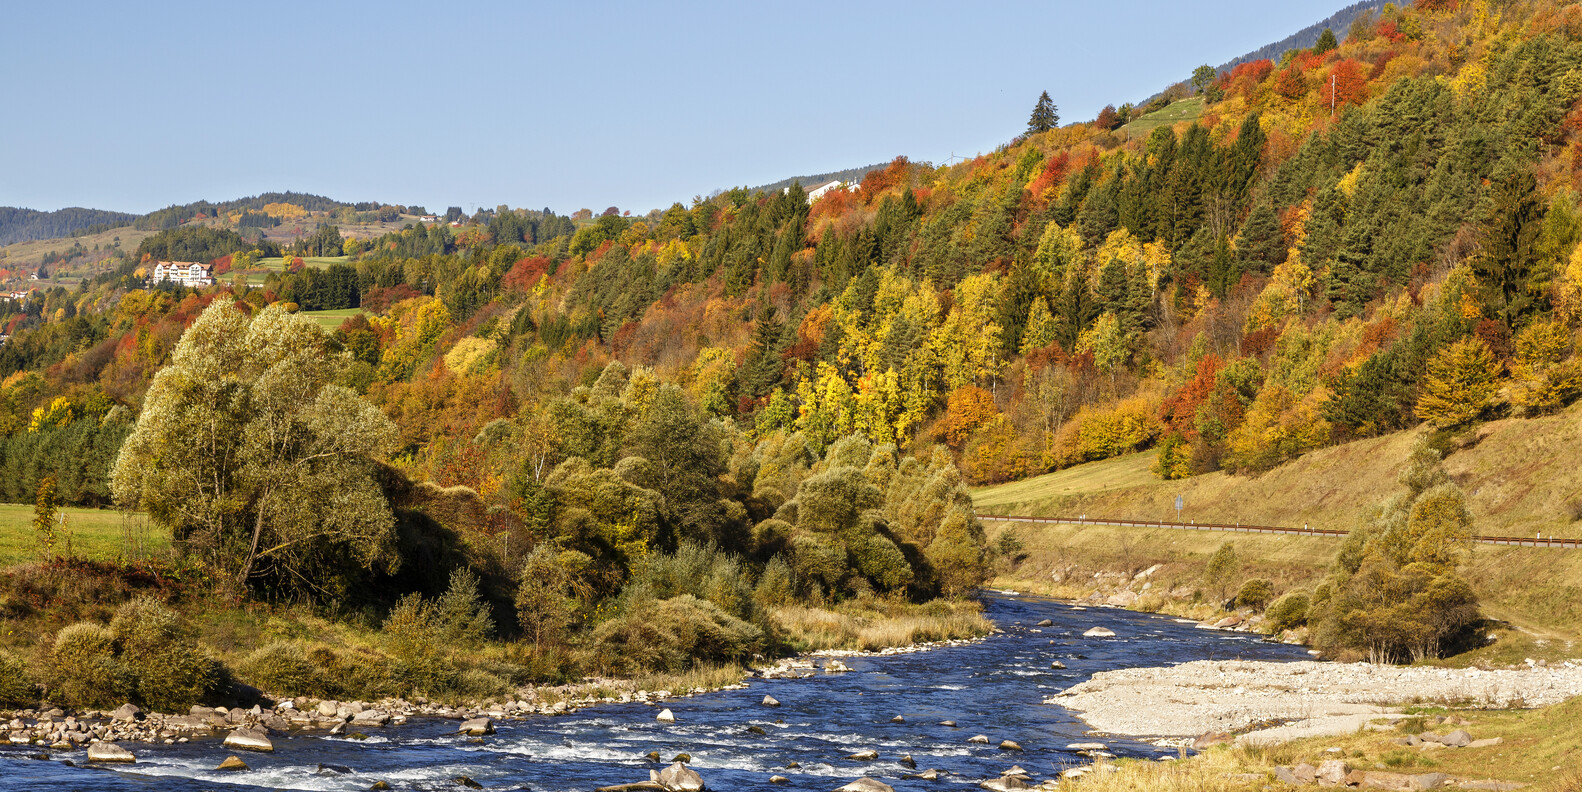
[1047,659,1582,739]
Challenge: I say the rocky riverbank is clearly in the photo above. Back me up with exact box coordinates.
[1047,658,1582,742]
[0,636,989,762]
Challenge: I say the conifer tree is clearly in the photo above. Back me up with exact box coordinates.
[1415,337,1502,429]
[1475,171,1547,330]
[1235,202,1287,273]
[1313,27,1338,55]
[741,305,786,401]
[1027,91,1059,135]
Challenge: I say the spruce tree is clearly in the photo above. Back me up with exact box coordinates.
[1475,170,1546,330]
[1313,27,1338,55]
[1027,91,1059,135]
[742,305,786,402]
[1234,202,1287,273]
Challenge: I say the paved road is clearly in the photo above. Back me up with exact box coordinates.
[976,513,1582,549]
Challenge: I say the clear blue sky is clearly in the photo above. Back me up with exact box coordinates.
[1,0,1348,217]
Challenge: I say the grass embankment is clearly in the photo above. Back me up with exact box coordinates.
[1062,699,1581,792]
[1120,97,1205,137]
[972,406,1582,647]
[0,505,167,566]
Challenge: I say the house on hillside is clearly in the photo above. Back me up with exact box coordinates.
[803,180,859,204]
[153,260,215,288]
[420,214,439,223]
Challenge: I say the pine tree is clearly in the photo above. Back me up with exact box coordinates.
[1313,27,1338,55]
[1475,171,1547,330]
[1235,202,1287,273]
[1027,91,1059,135]
[742,305,786,402]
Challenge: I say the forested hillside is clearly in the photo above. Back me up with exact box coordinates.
[0,207,137,246]
[3,0,1582,700]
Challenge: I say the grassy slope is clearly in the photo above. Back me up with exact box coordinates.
[973,405,1582,644]
[0,225,153,271]
[0,505,168,566]
[1120,97,1205,137]
[973,402,1582,540]
[300,307,365,330]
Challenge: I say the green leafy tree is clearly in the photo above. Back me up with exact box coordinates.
[110,301,402,593]
[1205,541,1240,601]
[1027,91,1059,135]
[1191,64,1218,94]
[515,545,579,648]
[33,475,59,556]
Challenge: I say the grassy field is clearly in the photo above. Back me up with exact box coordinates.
[1120,97,1205,137]
[0,504,168,566]
[257,255,351,271]
[300,307,365,329]
[0,225,154,269]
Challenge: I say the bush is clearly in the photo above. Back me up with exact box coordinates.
[110,597,215,712]
[587,595,765,675]
[239,641,322,697]
[753,555,797,610]
[0,651,35,707]
[1266,591,1310,631]
[48,622,131,709]
[1234,578,1275,610]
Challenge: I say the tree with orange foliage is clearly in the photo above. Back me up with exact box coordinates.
[1324,59,1367,110]
[941,386,998,446]
[1160,354,1223,436]
[1274,65,1307,100]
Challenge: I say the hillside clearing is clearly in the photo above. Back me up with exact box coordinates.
[1121,97,1205,137]
[300,307,364,329]
[0,504,167,566]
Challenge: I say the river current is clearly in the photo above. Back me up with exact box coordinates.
[0,594,1311,791]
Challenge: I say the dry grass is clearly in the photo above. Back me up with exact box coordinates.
[972,402,1582,541]
[1059,697,1582,792]
[771,599,991,652]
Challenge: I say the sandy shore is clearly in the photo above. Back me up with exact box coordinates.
[1047,659,1582,741]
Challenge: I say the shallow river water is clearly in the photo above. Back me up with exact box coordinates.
[0,594,1311,791]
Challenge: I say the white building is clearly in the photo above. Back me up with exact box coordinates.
[805,179,859,203]
[153,261,215,288]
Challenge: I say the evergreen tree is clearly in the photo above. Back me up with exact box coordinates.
[1313,27,1338,55]
[1475,171,1547,330]
[1027,91,1059,135]
[1235,202,1287,273]
[742,306,786,402]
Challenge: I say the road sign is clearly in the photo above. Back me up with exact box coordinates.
[1174,494,1183,514]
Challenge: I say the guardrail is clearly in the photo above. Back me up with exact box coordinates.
[975,514,1582,549]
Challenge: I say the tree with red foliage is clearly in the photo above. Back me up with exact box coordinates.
[502,256,552,293]
[1027,151,1071,199]
[1273,66,1307,100]
[1160,354,1222,436]
[1324,59,1368,109]
[860,156,912,204]
[1095,105,1121,130]
[1228,60,1274,100]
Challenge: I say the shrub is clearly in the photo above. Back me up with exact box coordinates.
[1266,591,1310,632]
[587,595,765,675]
[383,594,460,695]
[48,622,131,709]
[455,668,510,699]
[110,597,215,712]
[0,651,35,707]
[1204,542,1240,601]
[239,641,321,697]
[433,567,494,648]
[1234,578,1275,610]
[516,546,577,649]
[752,555,797,611]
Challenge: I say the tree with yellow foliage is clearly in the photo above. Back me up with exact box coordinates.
[1414,337,1502,429]
[1508,318,1582,414]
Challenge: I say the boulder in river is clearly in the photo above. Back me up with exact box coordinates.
[769,776,788,784]
[658,761,706,791]
[458,718,494,736]
[939,720,957,727]
[979,778,1031,791]
[848,749,879,760]
[890,715,905,723]
[216,755,249,771]
[1050,661,1066,669]
[899,754,916,768]
[656,708,676,723]
[825,659,853,673]
[86,743,136,763]
[1035,619,1053,627]
[999,740,1023,751]
[905,769,941,780]
[1082,627,1116,638]
[747,725,766,735]
[835,780,895,792]
[762,695,780,707]
[223,729,274,753]
[110,704,141,722]
[968,734,990,744]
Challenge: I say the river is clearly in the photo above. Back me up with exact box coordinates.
[0,594,1312,791]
